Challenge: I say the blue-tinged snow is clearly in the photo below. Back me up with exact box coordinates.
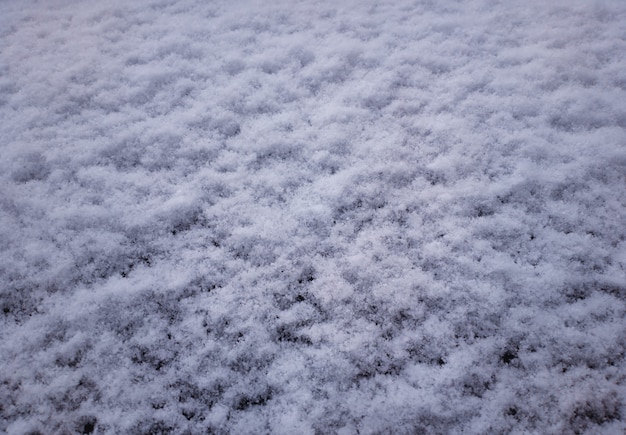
[1,0,625,433]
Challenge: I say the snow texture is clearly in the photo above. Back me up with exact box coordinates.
[1,0,626,433]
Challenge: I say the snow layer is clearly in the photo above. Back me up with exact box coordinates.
[1,0,625,433]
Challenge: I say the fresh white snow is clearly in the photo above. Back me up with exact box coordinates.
[1,0,625,433]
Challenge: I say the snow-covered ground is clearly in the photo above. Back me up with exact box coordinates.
[1,0,625,433]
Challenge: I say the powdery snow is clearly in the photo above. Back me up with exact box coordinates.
[1,0,625,433]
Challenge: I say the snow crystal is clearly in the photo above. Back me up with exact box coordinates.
[1,0,625,433]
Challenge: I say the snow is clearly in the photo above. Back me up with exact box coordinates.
[1,0,625,433]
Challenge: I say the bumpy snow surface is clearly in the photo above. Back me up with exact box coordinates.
[1,0,626,433]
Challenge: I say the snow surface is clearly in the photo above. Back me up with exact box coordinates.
[1,0,626,433]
